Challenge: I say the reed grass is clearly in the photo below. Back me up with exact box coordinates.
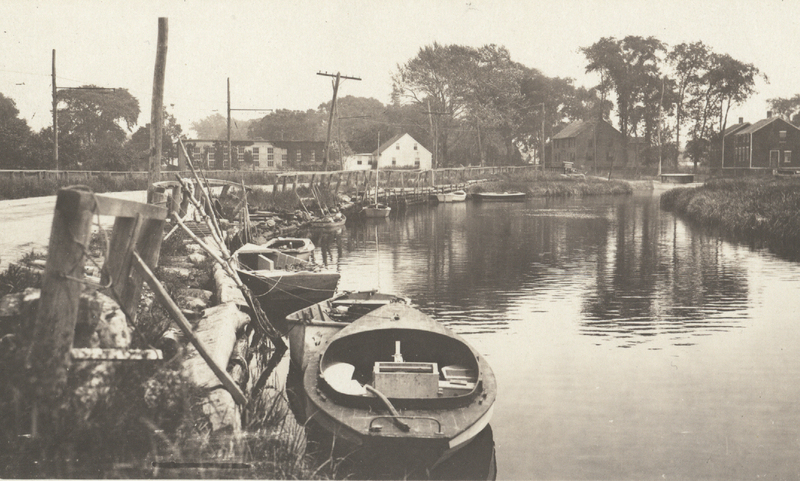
[660,177,800,243]
[473,170,633,197]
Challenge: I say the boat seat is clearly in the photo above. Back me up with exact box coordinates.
[438,364,477,397]
[257,254,275,271]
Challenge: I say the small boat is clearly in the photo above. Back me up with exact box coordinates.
[472,191,526,201]
[285,290,409,370]
[303,302,496,466]
[310,212,347,229]
[362,203,391,218]
[436,190,467,203]
[264,237,315,261]
[233,243,340,324]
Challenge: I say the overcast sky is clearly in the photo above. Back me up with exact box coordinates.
[2,0,799,138]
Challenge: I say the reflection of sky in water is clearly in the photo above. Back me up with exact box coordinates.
[308,194,800,480]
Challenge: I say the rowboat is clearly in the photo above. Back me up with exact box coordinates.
[473,191,526,201]
[362,203,391,218]
[436,190,467,203]
[303,302,496,466]
[310,212,347,229]
[264,237,315,261]
[285,291,409,370]
[233,243,340,324]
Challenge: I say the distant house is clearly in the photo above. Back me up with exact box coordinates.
[178,139,282,171]
[271,140,325,168]
[551,119,625,171]
[712,117,751,169]
[725,114,800,170]
[343,133,432,171]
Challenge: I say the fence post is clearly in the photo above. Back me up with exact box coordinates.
[26,189,95,444]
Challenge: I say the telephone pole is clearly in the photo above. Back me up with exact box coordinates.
[317,71,360,168]
[227,78,271,169]
[149,17,168,197]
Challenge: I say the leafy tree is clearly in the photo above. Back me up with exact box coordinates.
[57,86,140,169]
[127,107,184,167]
[768,94,800,126]
[581,36,666,166]
[0,93,33,169]
[666,41,712,166]
[247,109,324,142]
[190,113,253,140]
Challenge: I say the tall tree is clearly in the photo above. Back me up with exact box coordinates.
[392,43,479,167]
[247,109,324,142]
[581,36,666,166]
[666,41,711,166]
[190,113,253,140]
[0,92,33,169]
[768,94,800,126]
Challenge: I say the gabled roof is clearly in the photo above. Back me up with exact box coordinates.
[373,133,406,155]
[722,122,751,137]
[552,119,620,139]
[736,116,800,135]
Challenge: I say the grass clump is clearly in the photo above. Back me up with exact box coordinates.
[472,170,633,197]
[661,176,800,246]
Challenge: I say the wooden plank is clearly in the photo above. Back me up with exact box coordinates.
[71,348,163,361]
[94,194,167,220]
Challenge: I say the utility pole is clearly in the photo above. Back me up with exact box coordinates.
[425,102,450,169]
[148,17,168,199]
[52,48,115,173]
[317,71,361,168]
[227,78,271,170]
[541,102,546,171]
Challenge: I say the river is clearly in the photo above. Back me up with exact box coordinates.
[300,192,800,480]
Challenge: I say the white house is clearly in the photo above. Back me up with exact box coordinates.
[343,133,432,171]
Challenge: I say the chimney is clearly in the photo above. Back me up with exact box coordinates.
[739,117,743,124]
[767,111,772,118]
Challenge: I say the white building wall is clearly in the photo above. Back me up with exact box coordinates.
[343,153,374,171]
[378,134,432,170]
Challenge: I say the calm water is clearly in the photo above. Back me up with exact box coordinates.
[301,192,800,480]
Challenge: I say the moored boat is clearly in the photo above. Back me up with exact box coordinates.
[473,191,526,201]
[303,302,496,466]
[436,190,467,203]
[362,203,391,218]
[233,243,340,324]
[310,212,347,229]
[263,237,315,261]
[285,290,408,369]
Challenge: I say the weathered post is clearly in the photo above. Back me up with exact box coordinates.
[26,189,95,444]
[147,18,168,203]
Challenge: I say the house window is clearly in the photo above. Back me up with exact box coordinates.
[267,160,274,167]
[268,147,274,154]
[785,151,792,164]
[357,160,362,165]
[780,131,787,141]
[396,144,400,150]
[282,154,287,160]
[392,158,397,166]
[415,160,420,167]
[252,147,259,161]
[268,154,274,160]
[238,146,245,161]
[310,151,316,162]
[413,143,418,150]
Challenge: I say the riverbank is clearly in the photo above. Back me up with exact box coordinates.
[660,177,800,250]
[474,170,636,197]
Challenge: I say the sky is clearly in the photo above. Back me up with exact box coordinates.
[2,0,799,138]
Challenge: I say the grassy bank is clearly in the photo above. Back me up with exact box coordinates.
[0,175,148,200]
[473,170,634,197]
[660,177,800,245]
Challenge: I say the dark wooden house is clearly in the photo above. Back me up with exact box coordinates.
[727,115,800,171]
[552,119,624,171]
[715,118,751,169]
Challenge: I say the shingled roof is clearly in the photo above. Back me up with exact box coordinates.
[552,119,620,139]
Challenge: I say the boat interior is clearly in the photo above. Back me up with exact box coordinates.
[235,245,309,272]
[320,328,480,401]
[287,292,408,325]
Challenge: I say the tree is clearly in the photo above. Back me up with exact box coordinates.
[190,113,253,140]
[127,107,184,168]
[768,94,800,126]
[667,41,712,166]
[581,36,666,166]
[392,43,480,167]
[57,86,140,169]
[247,109,324,142]
[0,93,33,169]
